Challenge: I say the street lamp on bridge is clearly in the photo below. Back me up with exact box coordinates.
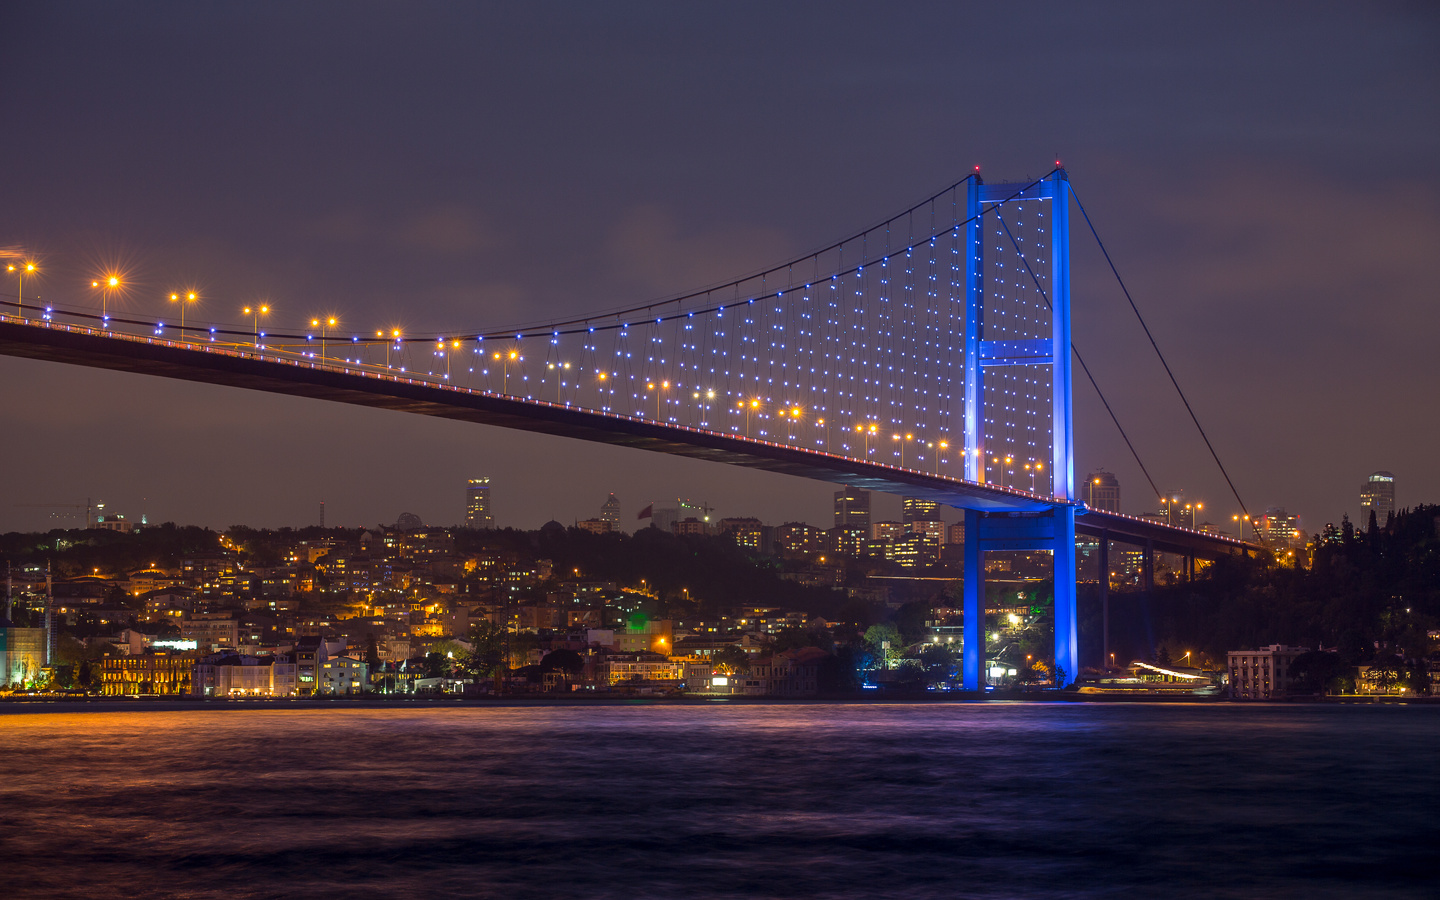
[244,305,269,349]
[7,260,36,317]
[169,291,198,342]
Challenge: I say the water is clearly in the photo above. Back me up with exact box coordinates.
[1,702,1435,898]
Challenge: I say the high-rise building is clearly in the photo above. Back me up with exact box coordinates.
[465,478,494,528]
[1359,472,1395,525]
[1083,471,1121,513]
[1257,507,1300,550]
[600,493,621,525]
[901,496,940,524]
[834,486,871,529]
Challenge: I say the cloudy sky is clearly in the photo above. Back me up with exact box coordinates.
[1,2,1436,534]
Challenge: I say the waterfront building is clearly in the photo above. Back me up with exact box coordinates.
[1084,471,1121,512]
[466,477,494,528]
[0,619,46,688]
[1359,471,1395,525]
[1227,645,1307,699]
[192,653,298,697]
[98,650,200,696]
[318,655,370,695]
[834,486,871,529]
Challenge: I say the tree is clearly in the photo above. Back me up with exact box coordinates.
[1288,651,1348,696]
[460,621,507,681]
[540,648,584,675]
[864,623,904,668]
[365,633,381,671]
[711,644,749,676]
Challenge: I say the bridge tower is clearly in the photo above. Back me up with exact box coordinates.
[961,170,1078,689]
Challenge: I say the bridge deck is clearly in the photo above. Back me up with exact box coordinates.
[0,319,1260,557]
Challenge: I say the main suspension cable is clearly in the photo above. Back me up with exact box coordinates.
[1067,185,1251,523]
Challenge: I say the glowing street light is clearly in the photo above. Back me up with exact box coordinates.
[311,316,338,361]
[7,260,36,317]
[92,274,122,323]
[243,304,270,349]
[169,291,198,342]
[741,397,761,436]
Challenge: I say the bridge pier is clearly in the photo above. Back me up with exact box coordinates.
[962,507,1079,690]
[1098,531,1110,669]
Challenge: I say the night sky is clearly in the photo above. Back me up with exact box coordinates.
[1,3,1436,535]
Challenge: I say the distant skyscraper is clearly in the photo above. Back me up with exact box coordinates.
[1359,472,1395,524]
[901,496,940,524]
[600,493,621,525]
[466,478,494,528]
[834,486,871,529]
[1084,471,1120,513]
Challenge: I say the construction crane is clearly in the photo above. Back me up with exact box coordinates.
[16,499,96,528]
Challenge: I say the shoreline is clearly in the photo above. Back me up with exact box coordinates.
[2,693,1435,714]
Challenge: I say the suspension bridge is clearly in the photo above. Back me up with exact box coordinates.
[0,165,1261,688]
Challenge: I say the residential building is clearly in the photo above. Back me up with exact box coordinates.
[1227,645,1307,699]
[576,518,614,535]
[829,525,867,556]
[909,520,946,544]
[947,522,966,546]
[720,517,766,551]
[181,612,239,652]
[834,486,871,529]
[1359,471,1396,525]
[466,477,494,528]
[732,647,826,696]
[871,521,906,542]
[888,532,939,568]
[318,655,370,695]
[673,517,709,537]
[776,522,826,556]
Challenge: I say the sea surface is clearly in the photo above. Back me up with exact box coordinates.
[0,702,1435,899]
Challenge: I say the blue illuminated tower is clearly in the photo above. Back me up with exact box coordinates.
[962,170,1077,690]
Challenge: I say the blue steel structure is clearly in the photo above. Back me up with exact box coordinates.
[962,171,1076,689]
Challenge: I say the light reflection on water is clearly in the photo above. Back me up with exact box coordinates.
[1,703,1435,899]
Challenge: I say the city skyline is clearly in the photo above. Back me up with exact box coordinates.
[1,4,1435,536]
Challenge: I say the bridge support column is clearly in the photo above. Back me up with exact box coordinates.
[962,508,984,691]
[1052,506,1078,686]
[1142,540,1155,594]
[1098,530,1110,669]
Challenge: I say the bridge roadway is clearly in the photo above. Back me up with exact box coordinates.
[0,317,1258,559]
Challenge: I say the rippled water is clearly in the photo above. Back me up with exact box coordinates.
[1,702,1435,898]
